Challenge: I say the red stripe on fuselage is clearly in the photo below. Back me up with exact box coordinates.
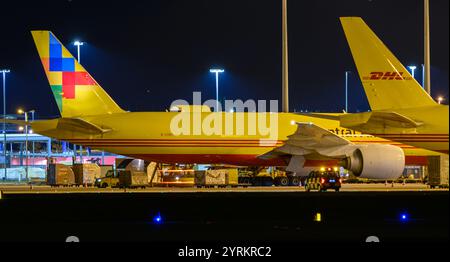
[125,154,431,167]
[128,154,289,166]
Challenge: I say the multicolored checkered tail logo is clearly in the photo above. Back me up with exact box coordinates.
[31,31,124,118]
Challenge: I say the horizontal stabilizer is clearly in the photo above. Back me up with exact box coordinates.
[2,118,112,136]
[57,118,113,135]
[295,113,340,121]
[340,111,423,129]
[1,119,28,126]
[301,111,422,130]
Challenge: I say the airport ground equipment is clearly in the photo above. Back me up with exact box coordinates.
[194,168,239,188]
[100,165,114,178]
[47,164,75,187]
[95,158,156,188]
[95,169,119,188]
[237,167,307,187]
[304,169,342,192]
[72,163,101,186]
[193,166,329,187]
[427,155,449,189]
[118,170,148,189]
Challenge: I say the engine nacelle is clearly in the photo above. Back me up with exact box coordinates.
[345,144,405,180]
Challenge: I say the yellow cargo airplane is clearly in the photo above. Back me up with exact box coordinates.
[308,17,448,155]
[5,30,440,180]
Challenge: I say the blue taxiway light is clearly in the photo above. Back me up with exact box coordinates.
[153,213,163,224]
[400,213,409,222]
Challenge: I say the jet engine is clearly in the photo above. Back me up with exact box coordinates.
[344,144,405,180]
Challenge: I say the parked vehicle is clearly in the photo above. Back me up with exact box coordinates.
[305,169,342,192]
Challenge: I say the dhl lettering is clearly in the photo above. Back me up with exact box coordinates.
[382,72,402,80]
[363,72,413,81]
[369,72,384,80]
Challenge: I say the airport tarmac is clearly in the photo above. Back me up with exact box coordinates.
[0,190,447,244]
[1,182,447,245]
[0,183,446,195]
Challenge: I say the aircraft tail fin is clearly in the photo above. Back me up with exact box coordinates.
[31,31,125,118]
[340,17,437,111]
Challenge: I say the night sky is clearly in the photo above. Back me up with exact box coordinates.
[0,0,448,119]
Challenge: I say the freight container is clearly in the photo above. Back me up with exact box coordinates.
[95,160,155,188]
[47,164,75,186]
[226,168,239,186]
[118,170,148,188]
[116,158,146,172]
[195,169,239,187]
[428,155,449,189]
[147,162,158,184]
[72,163,101,186]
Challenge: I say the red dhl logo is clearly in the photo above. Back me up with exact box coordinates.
[363,72,413,81]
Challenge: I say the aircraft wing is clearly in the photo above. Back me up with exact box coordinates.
[259,122,353,161]
[284,122,351,151]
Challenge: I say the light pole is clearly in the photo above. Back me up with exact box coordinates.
[422,64,426,88]
[73,41,84,163]
[345,71,351,113]
[282,0,289,113]
[1,69,10,180]
[408,66,417,79]
[18,109,33,182]
[209,69,225,112]
[424,0,431,95]
[30,110,35,122]
[29,110,35,171]
[74,41,84,64]
[438,96,445,105]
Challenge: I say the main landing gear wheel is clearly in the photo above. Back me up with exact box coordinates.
[279,177,289,187]
[290,177,301,186]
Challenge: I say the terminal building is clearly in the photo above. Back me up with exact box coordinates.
[0,123,120,181]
